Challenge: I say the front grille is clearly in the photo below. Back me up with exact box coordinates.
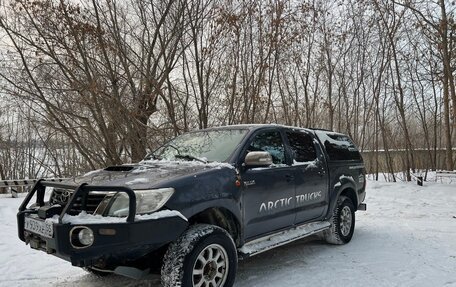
[50,188,106,215]
[49,188,72,206]
[70,192,106,215]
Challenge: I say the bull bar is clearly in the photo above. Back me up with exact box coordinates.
[17,180,137,241]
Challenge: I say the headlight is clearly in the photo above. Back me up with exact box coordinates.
[135,188,175,214]
[107,188,175,217]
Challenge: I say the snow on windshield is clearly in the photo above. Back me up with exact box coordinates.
[148,129,248,163]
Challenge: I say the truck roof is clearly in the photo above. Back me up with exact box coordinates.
[200,124,341,135]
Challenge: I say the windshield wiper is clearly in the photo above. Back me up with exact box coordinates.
[175,154,207,164]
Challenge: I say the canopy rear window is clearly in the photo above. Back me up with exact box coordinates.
[315,131,361,161]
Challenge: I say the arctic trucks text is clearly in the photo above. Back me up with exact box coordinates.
[17,124,367,287]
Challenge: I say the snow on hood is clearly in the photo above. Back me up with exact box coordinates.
[138,159,234,170]
[65,159,234,189]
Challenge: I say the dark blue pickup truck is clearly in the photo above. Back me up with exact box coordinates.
[17,124,366,287]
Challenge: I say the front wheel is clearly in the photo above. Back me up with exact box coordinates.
[161,224,238,287]
[323,196,355,244]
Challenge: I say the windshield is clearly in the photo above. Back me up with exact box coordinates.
[147,129,249,162]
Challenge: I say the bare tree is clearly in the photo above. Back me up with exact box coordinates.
[0,0,190,166]
[0,0,454,182]
[394,0,455,170]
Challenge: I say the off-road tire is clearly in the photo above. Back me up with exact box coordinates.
[161,224,238,287]
[323,195,355,244]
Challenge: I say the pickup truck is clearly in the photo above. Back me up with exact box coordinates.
[17,124,366,287]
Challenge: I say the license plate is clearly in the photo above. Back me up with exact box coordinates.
[24,217,54,238]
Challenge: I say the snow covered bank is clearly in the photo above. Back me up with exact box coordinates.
[0,179,455,286]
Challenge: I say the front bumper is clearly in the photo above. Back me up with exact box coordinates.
[18,213,187,267]
[17,180,188,268]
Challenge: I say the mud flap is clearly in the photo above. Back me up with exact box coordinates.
[358,203,367,211]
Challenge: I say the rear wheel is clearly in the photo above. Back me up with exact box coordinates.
[161,224,237,287]
[323,196,355,244]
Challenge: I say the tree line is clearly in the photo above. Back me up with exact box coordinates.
[0,0,455,182]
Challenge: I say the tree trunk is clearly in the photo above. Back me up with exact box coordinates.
[439,0,454,171]
[442,74,454,171]
[130,114,150,162]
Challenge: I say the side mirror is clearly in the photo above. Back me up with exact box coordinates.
[244,151,273,167]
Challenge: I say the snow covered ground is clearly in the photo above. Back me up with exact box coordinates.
[1,179,456,287]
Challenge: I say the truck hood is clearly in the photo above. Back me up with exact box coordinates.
[64,160,234,190]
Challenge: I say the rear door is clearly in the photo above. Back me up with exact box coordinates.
[285,129,329,224]
[241,129,296,239]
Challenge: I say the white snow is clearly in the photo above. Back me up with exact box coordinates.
[339,174,355,182]
[135,210,187,222]
[44,210,187,225]
[130,165,152,174]
[292,159,319,170]
[82,169,103,177]
[125,177,149,185]
[139,159,234,170]
[251,163,288,171]
[315,130,352,146]
[51,212,126,224]
[1,178,456,286]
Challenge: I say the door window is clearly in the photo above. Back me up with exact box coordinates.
[248,131,286,164]
[286,131,317,163]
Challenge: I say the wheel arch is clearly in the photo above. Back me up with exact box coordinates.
[188,207,242,247]
[339,187,358,211]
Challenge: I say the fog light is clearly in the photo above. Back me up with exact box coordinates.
[78,228,94,246]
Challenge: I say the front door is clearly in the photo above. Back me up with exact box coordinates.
[241,129,296,240]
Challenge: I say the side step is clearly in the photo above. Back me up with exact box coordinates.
[238,221,331,259]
